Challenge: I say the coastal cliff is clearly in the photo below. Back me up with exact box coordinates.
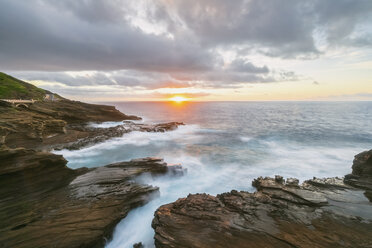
[152,150,372,248]
[0,148,179,248]
[2,73,372,248]
[0,99,141,149]
[0,73,185,247]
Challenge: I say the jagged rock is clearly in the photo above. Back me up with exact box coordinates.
[0,148,182,248]
[133,242,144,248]
[345,149,372,201]
[166,163,187,176]
[304,176,351,189]
[351,149,372,176]
[0,99,141,149]
[153,176,372,248]
[51,121,185,151]
[0,100,12,107]
[275,175,284,184]
[253,176,328,205]
[285,177,299,186]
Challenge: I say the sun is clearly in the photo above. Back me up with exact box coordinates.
[168,96,189,103]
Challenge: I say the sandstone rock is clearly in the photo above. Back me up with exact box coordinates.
[0,148,181,248]
[0,99,141,149]
[153,176,372,248]
[344,149,372,201]
[51,121,185,151]
[351,149,372,176]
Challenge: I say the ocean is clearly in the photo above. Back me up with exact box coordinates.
[54,101,372,248]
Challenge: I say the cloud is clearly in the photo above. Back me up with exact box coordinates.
[228,59,269,74]
[0,0,371,99]
[0,0,214,72]
[314,0,372,45]
[9,70,192,90]
[1,0,371,72]
[165,0,372,57]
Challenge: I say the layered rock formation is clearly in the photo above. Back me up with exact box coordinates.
[345,149,372,200]
[0,97,185,152]
[0,73,189,248]
[152,151,372,248]
[0,148,180,248]
[0,99,140,149]
[52,121,184,151]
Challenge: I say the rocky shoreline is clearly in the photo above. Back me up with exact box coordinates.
[0,98,186,248]
[51,121,184,151]
[0,99,140,150]
[152,149,372,248]
[2,95,372,248]
[0,148,184,248]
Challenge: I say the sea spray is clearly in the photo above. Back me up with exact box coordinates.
[52,102,372,248]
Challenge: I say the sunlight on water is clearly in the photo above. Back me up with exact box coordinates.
[54,102,372,248]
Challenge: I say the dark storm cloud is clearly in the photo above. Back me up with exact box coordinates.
[0,0,214,72]
[314,0,372,45]
[0,0,371,92]
[167,0,317,57]
[9,70,190,90]
[163,0,372,57]
[228,59,269,74]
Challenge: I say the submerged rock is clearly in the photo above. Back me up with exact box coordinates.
[0,148,181,248]
[133,242,144,248]
[153,174,372,248]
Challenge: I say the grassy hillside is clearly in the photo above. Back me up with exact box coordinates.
[0,72,46,100]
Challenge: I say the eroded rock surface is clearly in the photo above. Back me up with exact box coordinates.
[0,99,140,149]
[345,149,372,200]
[52,121,185,151]
[153,175,372,248]
[0,148,179,248]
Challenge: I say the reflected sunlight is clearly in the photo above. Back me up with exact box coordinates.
[168,96,189,103]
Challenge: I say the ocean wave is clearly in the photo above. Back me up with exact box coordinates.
[88,121,124,128]
[53,124,202,168]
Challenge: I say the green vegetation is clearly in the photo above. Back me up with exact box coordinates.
[0,72,46,100]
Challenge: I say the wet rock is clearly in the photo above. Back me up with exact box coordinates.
[0,148,181,248]
[52,122,185,151]
[305,176,351,189]
[167,163,187,176]
[274,175,284,184]
[351,149,372,176]
[285,177,299,186]
[133,242,144,248]
[344,149,372,201]
[153,175,372,248]
[253,176,328,206]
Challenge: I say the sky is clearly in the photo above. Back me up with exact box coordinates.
[1,0,372,101]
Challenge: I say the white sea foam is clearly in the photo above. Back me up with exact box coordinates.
[88,121,124,128]
[54,124,202,168]
[105,139,367,248]
[53,124,368,247]
[51,101,372,248]
[105,153,253,248]
[240,136,253,142]
[257,140,361,180]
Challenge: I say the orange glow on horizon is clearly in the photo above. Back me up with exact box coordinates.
[168,96,190,103]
